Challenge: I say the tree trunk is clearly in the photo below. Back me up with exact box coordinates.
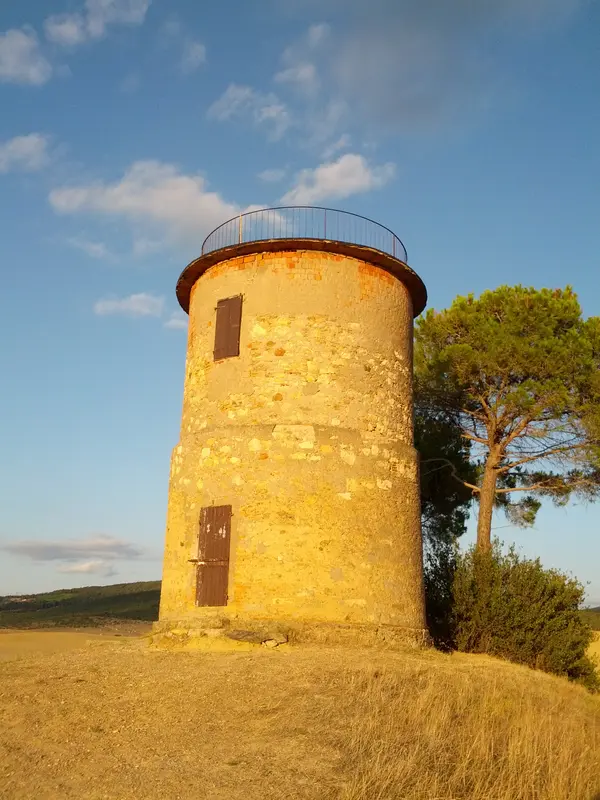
[476,458,499,551]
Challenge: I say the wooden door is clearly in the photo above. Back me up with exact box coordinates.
[196,505,232,607]
[213,295,243,361]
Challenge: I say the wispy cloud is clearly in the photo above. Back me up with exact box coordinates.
[274,62,318,95]
[206,24,342,149]
[0,133,50,173]
[49,159,242,246]
[281,152,395,204]
[208,84,290,141]
[93,292,164,318]
[44,0,151,47]
[307,23,330,48]
[0,28,52,85]
[274,22,327,97]
[289,0,589,135]
[66,236,116,260]
[159,16,182,39]
[2,534,145,579]
[164,311,188,330]
[92,294,187,330]
[209,1,587,154]
[158,15,206,75]
[321,133,350,160]
[44,14,87,47]
[2,535,144,562]
[58,559,116,576]
[119,72,141,93]
[258,168,287,183]
[180,39,206,74]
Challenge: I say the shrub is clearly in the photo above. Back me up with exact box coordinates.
[451,542,599,691]
[424,539,458,651]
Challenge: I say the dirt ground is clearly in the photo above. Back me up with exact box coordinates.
[0,624,151,662]
[0,633,347,800]
[1,630,599,800]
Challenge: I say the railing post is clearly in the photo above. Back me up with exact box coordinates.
[238,214,243,244]
[324,209,327,239]
[393,236,396,259]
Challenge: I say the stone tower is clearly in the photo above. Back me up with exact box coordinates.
[156,207,428,646]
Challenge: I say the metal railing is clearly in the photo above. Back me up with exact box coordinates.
[201,206,408,263]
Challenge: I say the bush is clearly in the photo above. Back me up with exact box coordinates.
[424,539,458,651]
[451,542,599,692]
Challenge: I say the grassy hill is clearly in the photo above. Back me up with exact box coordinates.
[0,581,160,628]
[2,638,600,799]
[581,606,600,631]
[1,580,599,633]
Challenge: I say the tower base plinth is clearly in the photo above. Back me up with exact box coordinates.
[150,617,431,650]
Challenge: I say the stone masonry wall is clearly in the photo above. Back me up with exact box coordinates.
[158,249,426,639]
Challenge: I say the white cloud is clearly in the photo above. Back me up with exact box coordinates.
[132,236,163,256]
[0,28,52,85]
[66,236,116,260]
[181,39,206,74]
[44,14,87,46]
[49,159,241,246]
[307,23,330,48]
[0,133,50,173]
[321,133,350,160]
[164,311,188,330]
[85,0,151,39]
[58,559,116,576]
[94,292,164,317]
[44,0,151,47]
[281,152,395,204]
[275,24,325,97]
[206,26,349,147]
[258,168,287,183]
[275,62,318,94]
[208,84,290,141]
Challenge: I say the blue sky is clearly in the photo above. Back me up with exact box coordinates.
[1,0,599,603]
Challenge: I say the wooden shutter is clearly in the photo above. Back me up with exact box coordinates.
[213,295,243,361]
[196,505,232,607]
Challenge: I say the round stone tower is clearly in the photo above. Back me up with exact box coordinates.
[156,207,428,647]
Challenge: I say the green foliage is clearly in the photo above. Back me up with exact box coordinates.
[423,538,458,651]
[451,543,599,691]
[415,402,477,646]
[416,405,476,547]
[415,285,600,547]
[0,581,161,628]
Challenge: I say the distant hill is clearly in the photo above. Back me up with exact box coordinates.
[0,581,160,629]
[1,581,599,631]
[580,607,600,631]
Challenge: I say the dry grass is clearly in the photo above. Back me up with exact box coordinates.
[0,635,599,800]
[334,655,600,800]
[589,632,600,665]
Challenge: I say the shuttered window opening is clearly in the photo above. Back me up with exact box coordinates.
[196,505,232,607]
[213,295,243,361]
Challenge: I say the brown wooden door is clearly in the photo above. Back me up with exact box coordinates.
[196,505,232,607]
[213,295,243,361]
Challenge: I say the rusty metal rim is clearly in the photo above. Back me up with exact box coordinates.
[176,238,427,318]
